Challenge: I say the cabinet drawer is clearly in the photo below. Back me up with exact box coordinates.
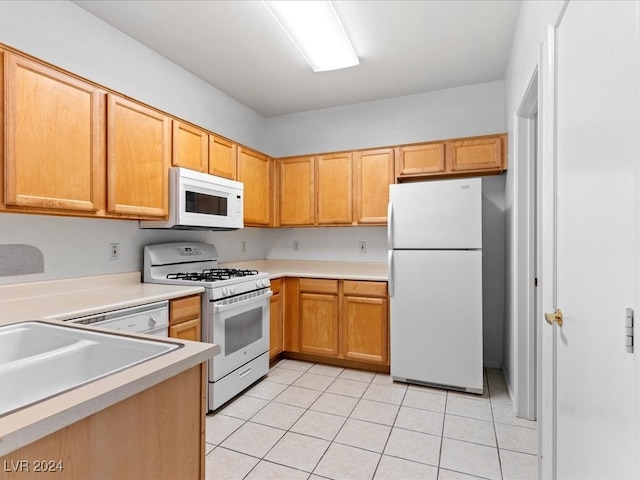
[299,278,338,294]
[343,281,387,298]
[170,295,201,325]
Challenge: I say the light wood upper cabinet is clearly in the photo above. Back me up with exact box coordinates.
[396,142,446,177]
[107,94,170,218]
[3,51,106,212]
[353,148,394,224]
[448,135,505,173]
[279,156,314,226]
[316,152,352,225]
[209,135,237,180]
[172,120,208,172]
[238,147,272,226]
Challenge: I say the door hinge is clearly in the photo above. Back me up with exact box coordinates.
[625,308,634,354]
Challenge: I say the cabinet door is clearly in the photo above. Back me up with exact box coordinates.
[448,135,505,173]
[298,279,339,356]
[279,156,314,226]
[397,143,446,177]
[342,281,389,364]
[4,52,105,212]
[172,120,208,172]
[107,94,170,217]
[353,149,394,224]
[269,279,283,360]
[169,318,201,341]
[209,135,237,180]
[238,148,272,226]
[316,153,352,225]
[342,296,388,364]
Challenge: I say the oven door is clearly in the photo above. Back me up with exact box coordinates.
[208,290,272,382]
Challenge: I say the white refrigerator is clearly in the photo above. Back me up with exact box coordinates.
[388,178,483,394]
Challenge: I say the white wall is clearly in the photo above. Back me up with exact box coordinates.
[266,81,506,157]
[502,0,566,394]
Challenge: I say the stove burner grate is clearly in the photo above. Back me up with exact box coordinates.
[166,268,260,282]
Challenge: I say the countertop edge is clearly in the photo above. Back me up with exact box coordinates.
[0,331,218,457]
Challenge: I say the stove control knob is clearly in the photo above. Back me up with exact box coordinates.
[256,280,263,288]
[222,287,229,297]
[148,316,157,328]
[230,286,237,295]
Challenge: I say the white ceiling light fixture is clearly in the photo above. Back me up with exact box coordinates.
[262,1,359,72]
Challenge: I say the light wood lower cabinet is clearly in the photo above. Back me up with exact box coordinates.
[298,279,340,356]
[169,294,202,341]
[0,364,206,480]
[342,281,388,364]
[280,278,389,370]
[269,279,284,360]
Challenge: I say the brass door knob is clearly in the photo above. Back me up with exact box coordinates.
[545,308,563,327]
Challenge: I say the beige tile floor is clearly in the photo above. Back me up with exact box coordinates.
[205,360,537,480]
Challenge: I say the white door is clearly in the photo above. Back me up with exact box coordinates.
[541,1,640,477]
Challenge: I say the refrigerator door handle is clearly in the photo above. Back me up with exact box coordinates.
[387,202,393,249]
[388,250,394,297]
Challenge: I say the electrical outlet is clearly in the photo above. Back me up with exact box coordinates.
[359,241,367,253]
[109,243,120,261]
[293,240,299,251]
[241,241,247,252]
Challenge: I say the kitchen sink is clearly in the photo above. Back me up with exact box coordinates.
[0,322,180,416]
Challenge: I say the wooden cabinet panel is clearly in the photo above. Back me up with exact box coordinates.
[238,147,272,226]
[0,365,205,480]
[299,292,339,356]
[169,294,202,342]
[316,153,352,225]
[209,135,237,180]
[279,156,314,226]
[353,148,394,224]
[169,318,201,342]
[172,120,208,172]
[342,295,388,364]
[107,94,170,217]
[396,143,446,177]
[269,279,283,360]
[299,278,339,295]
[343,280,387,297]
[448,135,505,173]
[4,52,105,212]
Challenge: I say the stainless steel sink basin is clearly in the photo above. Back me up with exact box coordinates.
[0,322,180,416]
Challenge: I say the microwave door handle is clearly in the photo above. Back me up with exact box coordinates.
[213,290,273,313]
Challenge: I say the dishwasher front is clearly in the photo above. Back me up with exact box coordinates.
[66,301,169,337]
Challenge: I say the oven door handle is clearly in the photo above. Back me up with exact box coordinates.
[213,290,273,313]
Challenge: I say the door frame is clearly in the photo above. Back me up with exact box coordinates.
[514,60,540,422]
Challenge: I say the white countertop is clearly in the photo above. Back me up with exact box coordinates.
[220,259,388,281]
[0,272,215,456]
[0,272,205,323]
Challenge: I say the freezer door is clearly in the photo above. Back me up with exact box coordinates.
[390,249,483,392]
[389,178,481,250]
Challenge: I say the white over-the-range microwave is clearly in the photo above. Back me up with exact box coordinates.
[140,167,243,230]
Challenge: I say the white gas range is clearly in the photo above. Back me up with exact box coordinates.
[143,242,271,411]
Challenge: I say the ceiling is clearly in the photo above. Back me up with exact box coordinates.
[73,1,521,118]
